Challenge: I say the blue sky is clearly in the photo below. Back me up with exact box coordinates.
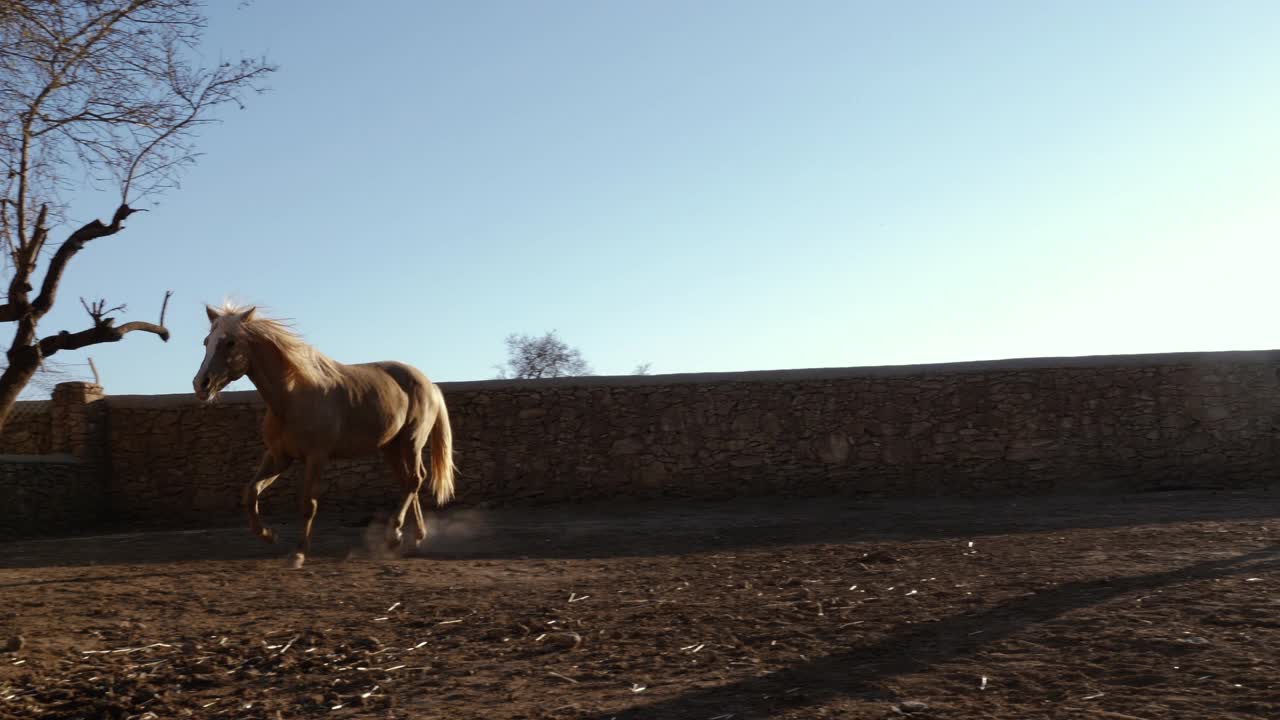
[33,1,1280,397]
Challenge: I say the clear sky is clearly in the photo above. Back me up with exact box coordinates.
[32,1,1280,397]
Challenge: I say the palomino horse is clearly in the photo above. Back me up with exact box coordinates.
[192,303,455,569]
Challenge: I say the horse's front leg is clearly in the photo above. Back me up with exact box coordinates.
[243,451,292,543]
[288,455,326,570]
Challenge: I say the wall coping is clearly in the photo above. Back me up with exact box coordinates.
[6,399,51,410]
[102,348,1280,409]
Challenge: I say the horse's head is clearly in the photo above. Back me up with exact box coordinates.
[194,304,257,402]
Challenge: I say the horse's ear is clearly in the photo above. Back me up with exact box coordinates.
[240,307,257,323]
[205,305,219,324]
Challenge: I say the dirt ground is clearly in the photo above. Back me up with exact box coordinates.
[1,489,1278,720]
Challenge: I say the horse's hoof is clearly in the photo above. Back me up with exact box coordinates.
[287,552,306,569]
[256,528,276,544]
[385,527,404,552]
[406,536,426,556]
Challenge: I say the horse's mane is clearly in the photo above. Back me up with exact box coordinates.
[215,302,342,388]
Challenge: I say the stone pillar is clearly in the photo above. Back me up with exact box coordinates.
[51,381,106,459]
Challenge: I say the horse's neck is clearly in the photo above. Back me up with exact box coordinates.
[246,338,295,417]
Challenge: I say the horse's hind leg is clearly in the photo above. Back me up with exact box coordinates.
[410,493,427,543]
[288,455,326,570]
[410,412,436,544]
[244,451,292,543]
[405,422,432,545]
[383,434,425,552]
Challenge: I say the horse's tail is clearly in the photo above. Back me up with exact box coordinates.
[426,383,456,507]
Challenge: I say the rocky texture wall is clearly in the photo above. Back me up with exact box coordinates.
[0,383,111,538]
[49,382,107,460]
[0,383,105,458]
[101,350,1280,530]
[0,456,100,539]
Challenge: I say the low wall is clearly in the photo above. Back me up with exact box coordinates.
[0,455,100,539]
[100,349,1280,530]
[0,383,109,538]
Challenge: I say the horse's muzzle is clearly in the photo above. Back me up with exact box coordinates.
[194,375,217,402]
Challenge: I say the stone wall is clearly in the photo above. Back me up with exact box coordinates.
[0,382,110,538]
[100,349,1280,530]
[0,455,100,539]
[0,383,106,458]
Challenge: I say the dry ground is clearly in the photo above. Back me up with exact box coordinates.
[1,489,1278,719]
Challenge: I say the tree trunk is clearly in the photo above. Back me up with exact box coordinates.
[0,357,40,432]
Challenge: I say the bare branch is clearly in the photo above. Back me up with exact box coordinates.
[38,316,168,357]
[158,288,172,327]
[79,296,127,324]
[7,202,47,306]
[121,58,274,201]
[30,203,141,319]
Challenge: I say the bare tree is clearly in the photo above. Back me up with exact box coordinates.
[0,1,274,428]
[632,362,652,376]
[495,330,592,379]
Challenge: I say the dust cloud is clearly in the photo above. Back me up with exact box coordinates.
[357,508,495,560]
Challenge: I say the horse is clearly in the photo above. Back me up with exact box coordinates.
[192,303,456,569]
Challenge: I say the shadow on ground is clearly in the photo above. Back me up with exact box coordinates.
[587,543,1280,719]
